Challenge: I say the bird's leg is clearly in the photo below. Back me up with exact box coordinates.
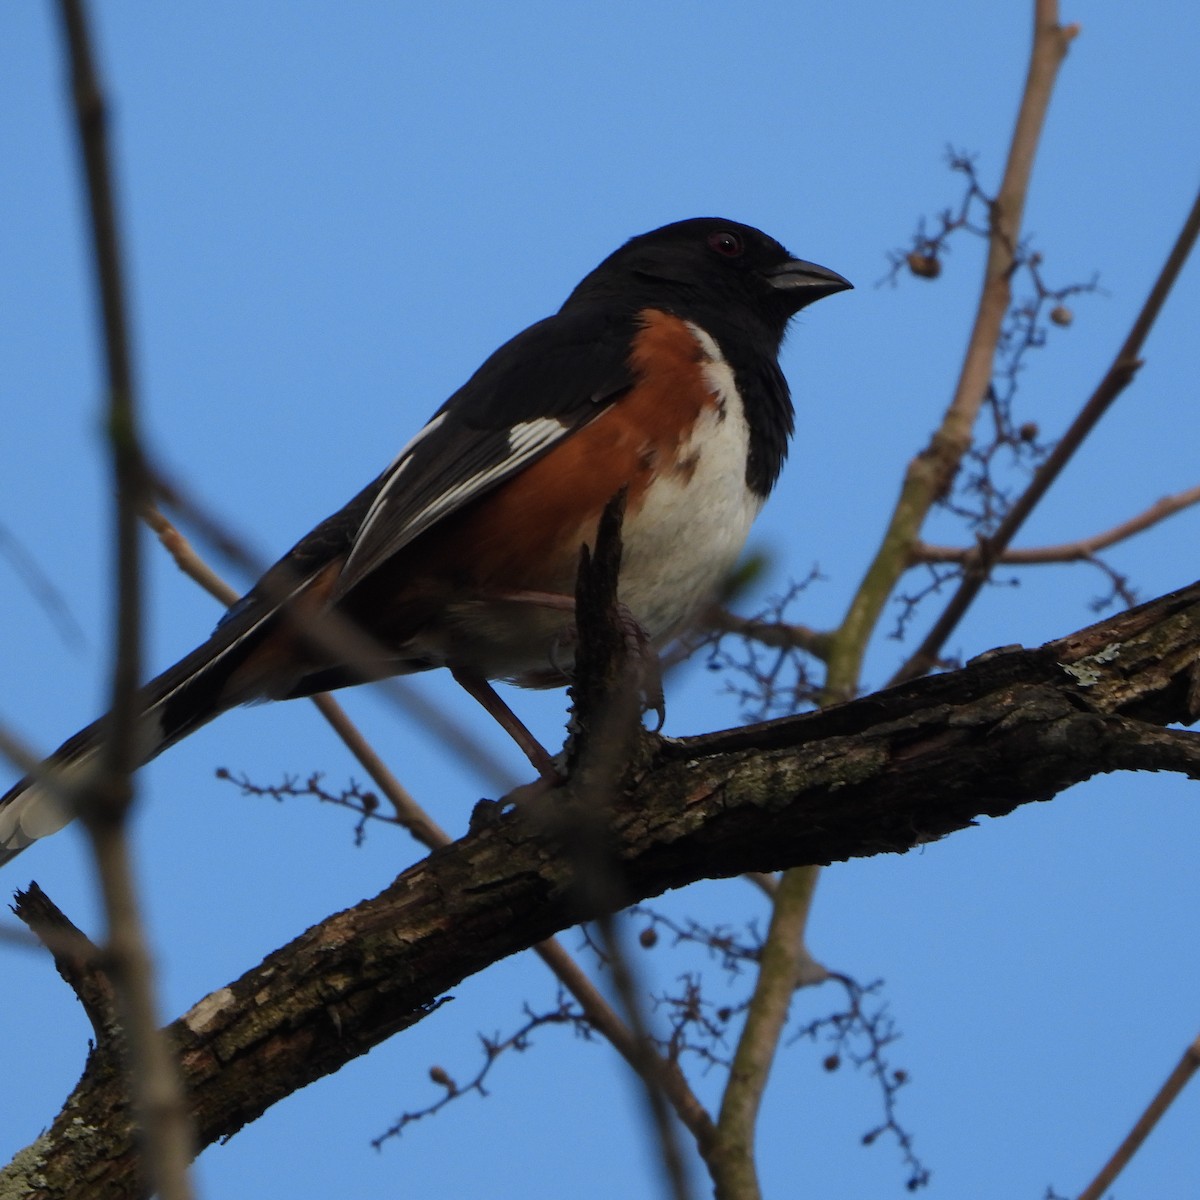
[451,589,664,777]
[491,590,576,612]
[449,666,561,780]
[492,590,665,730]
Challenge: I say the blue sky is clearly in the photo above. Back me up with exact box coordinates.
[2,3,1199,1197]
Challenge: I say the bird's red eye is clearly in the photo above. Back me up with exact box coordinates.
[708,230,743,257]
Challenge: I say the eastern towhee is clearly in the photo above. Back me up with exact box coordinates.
[0,217,850,863]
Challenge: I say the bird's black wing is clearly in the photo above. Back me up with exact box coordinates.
[331,306,637,596]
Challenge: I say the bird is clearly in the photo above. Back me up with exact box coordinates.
[0,217,850,864]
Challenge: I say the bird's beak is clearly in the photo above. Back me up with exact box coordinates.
[764,258,853,302]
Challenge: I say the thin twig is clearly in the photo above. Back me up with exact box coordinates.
[595,914,696,1200]
[1076,1032,1200,1200]
[744,873,778,899]
[0,521,88,651]
[57,2,195,1197]
[372,995,587,1144]
[706,608,832,661]
[892,182,1200,684]
[915,482,1200,564]
[825,1,1078,701]
[563,495,696,1200]
[142,503,240,603]
[533,936,717,1154]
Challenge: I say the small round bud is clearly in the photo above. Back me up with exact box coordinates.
[639,926,658,949]
[429,1065,455,1090]
[1050,304,1073,327]
[823,1054,841,1072]
[1018,421,1039,442]
[906,251,941,280]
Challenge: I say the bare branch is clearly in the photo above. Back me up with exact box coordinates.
[1075,1031,1200,1200]
[0,520,88,652]
[893,181,1200,684]
[142,503,241,606]
[826,2,1078,700]
[595,914,695,1200]
[565,495,697,1200]
[13,883,120,1046]
[711,864,822,1200]
[710,11,1080,1196]
[706,607,832,661]
[6,576,1200,1196]
[915,483,1200,565]
[57,2,194,1195]
[744,873,778,899]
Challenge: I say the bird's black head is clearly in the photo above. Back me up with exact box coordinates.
[563,217,851,346]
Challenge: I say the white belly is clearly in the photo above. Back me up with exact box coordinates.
[619,395,761,642]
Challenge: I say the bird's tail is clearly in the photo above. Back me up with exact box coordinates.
[0,604,280,866]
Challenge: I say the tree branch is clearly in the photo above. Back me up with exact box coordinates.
[706,607,832,661]
[892,180,1200,683]
[916,482,1200,566]
[1076,1031,1200,1200]
[712,864,821,1200]
[826,2,1078,700]
[57,2,194,1196]
[6,576,1200,1199]
[13,883,119,1047]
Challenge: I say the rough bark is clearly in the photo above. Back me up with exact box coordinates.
[5,578,1200,1199]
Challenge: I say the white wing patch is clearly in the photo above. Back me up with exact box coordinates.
[353,411,448,549]
[343,415,570,584]
[383,411,447,472]
[404,417,568,530]
[507,417,567,456]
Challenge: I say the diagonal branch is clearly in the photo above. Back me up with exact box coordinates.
[892,181,1200,684]
[914,482,1200,565]
[1075,1031,1200,1200]
[826,1,1078,701]
[5,575,1199,1199]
